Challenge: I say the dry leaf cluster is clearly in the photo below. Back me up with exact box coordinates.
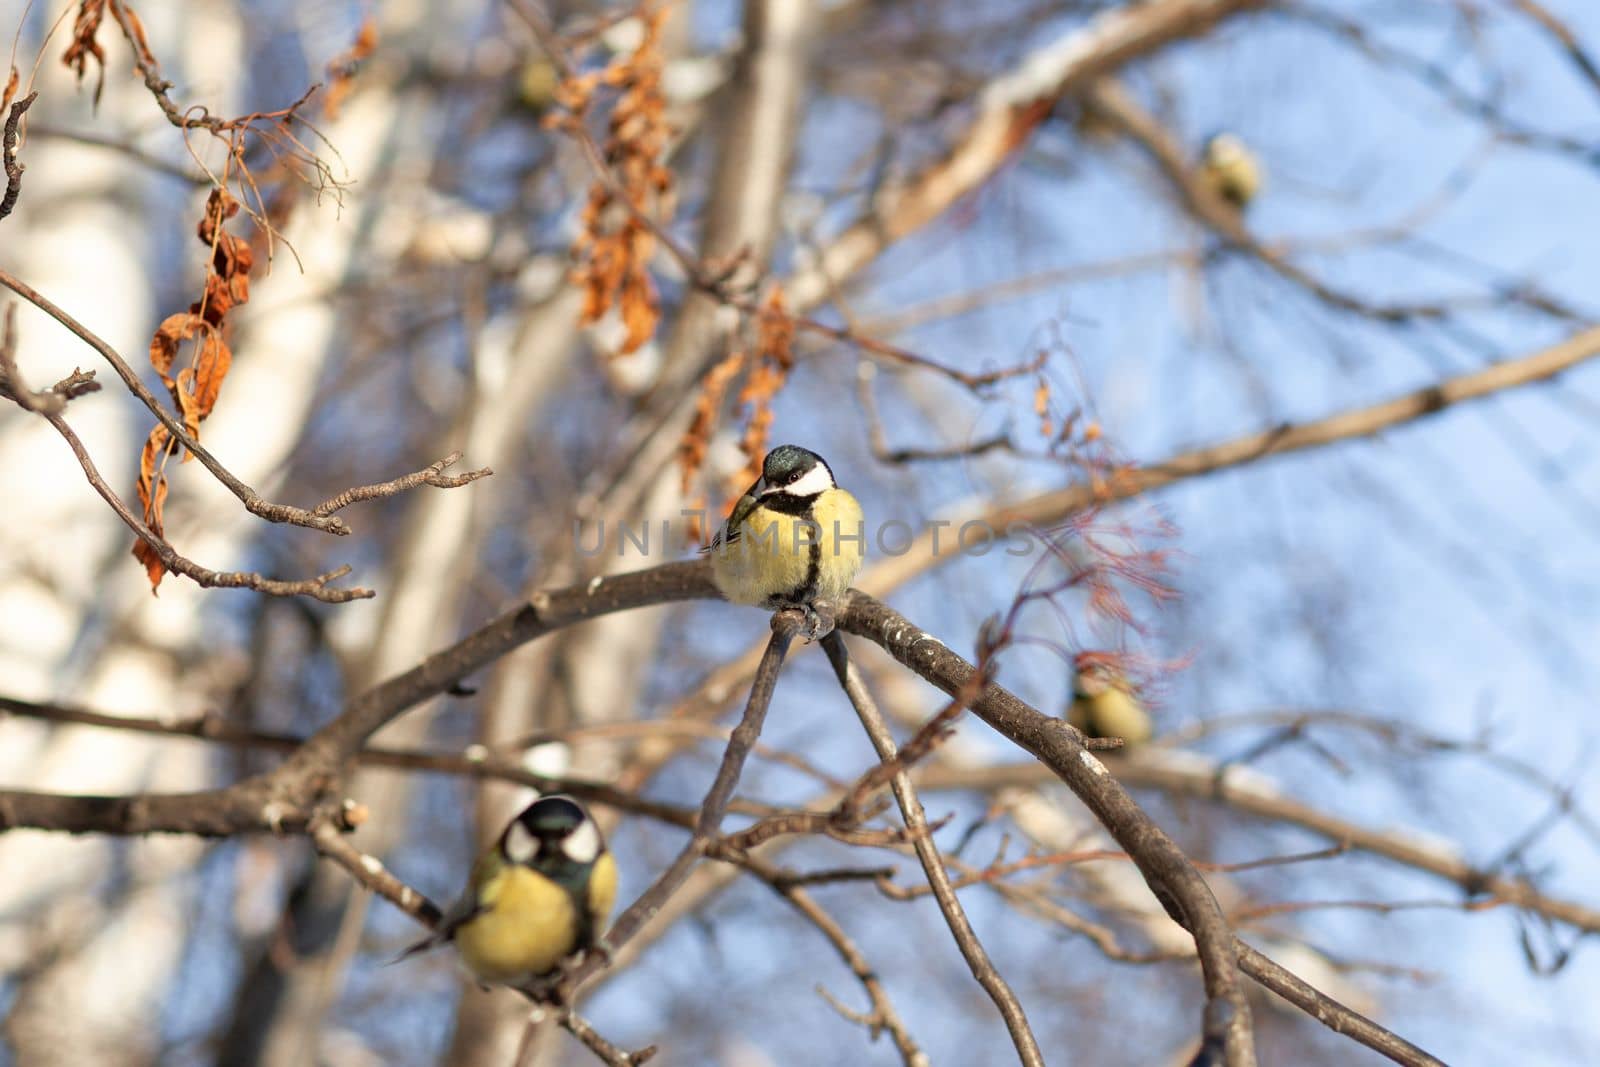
[133,189,252,590]
[568,6,676,356]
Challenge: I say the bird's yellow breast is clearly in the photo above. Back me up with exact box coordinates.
[811,488,865,601]
[453,853,617,983]
[1070,688,1152,745]
[710,488,865,606]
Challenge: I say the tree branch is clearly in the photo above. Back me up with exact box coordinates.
[822,632,1045,1067]
[918,758,1600,935]
[40,409,375,602]
[1,90,37,221]
[837,594,1258,1066]
[549,611,803,999]
[1235,942,1444,1067]
[0,267,358,536]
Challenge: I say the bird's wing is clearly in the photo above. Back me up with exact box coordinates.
[1065,695,1092,734]
[702,488,760,552]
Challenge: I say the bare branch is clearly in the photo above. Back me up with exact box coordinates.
[0,267,455,537]
[560,1011,658,1067]
[40,410,376,602]
[1,90,38,221]
[862,322,1600,595]
[311,450,493,517]
[838,594,1258,1067]
[1081,77,1585,324]
[0,304,101,415]
[742,852,928,1067]
[822,632,1046,1067]
[1235,943,1445,1067]
[550,610,804,998]
[918,758,1600,935]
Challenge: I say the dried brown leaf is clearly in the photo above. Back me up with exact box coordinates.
[323,17,378,120]
[133,424,172,592]
[680,347,747,494]
[61,1,109,106]
[149,312,204,395]
[569,4,674,358]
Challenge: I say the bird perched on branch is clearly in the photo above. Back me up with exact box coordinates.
[1199,132,1262,209]
[705,444,865,635]
[397,794,616,986]
[1067,652,1153,746]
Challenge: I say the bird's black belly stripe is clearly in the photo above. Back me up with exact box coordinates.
[769,535,822,607]
[572,868,596,953]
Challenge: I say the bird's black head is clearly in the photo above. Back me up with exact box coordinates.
[502,794,604,867]
[759,445,834,498]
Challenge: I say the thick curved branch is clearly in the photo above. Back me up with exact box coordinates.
[0,563,716,837]
[786,0,1269,310]
[837,593,1257,1066]
[1235,943,1444,1067]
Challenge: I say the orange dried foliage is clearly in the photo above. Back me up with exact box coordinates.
[680,347,747,496]
[2,68,18,114]
[133,425,172,590]
[196,187,254,323]
[132,187,253,591]
[1034,376,1052,439]
[571,5,675,357]
[116,1,156,65]
[323,18,378,120]
[61,0,109,105]
[730,290,795,493]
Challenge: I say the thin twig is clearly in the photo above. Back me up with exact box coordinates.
[0,304,101,415]
[0,267,415,536]
[839,596,1258,1065]
[41,409,375,601]
[550,610,804,998]
[916,759,1600,934]
[742,852,928,1066]
[822,632,1045,1067]
[26,122,209,183]
[311,450,492,516]
[561,1011,657,1067]
[2,91,39,221]
[310,817,442,926]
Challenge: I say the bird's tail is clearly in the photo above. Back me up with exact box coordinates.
[388,930,445,967]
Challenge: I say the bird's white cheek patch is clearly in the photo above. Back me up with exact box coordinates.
[563,820,602,864]
[785,466,835,498]
[505,821,539,863]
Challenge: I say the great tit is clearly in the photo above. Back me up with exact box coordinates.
[705,445,865,624]
[398,794,617,985]
[1067,653,1153,746]
[1199,132,1262,209]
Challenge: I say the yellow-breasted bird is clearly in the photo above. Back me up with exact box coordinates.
[398,794,617,985]
[705,444,865,630]
[1067,652,1153,746]
[1199,132,1262,209]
